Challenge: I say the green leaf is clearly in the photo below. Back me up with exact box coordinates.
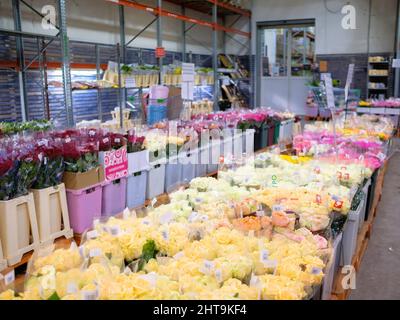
[47,292,61,300]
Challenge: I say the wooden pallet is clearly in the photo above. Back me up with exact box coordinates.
[330,161,387,300]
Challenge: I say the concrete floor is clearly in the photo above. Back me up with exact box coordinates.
[350,140,400,300]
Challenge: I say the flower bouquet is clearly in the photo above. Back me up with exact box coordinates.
[63,138,99,173]
[13,139,41,196]
[0,142,18,201]
[32,138,64,189]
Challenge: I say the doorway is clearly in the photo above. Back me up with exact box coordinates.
[256,19,316,115]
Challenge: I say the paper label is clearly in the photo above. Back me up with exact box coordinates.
[260,249,270,263]
[67,282,78,294]
[159,212,174,224]
[377,152,386,161]
[109,225,121,236]
[161,230,169,241]
[81,289,99,300]
[151,198,157,207]
[256,211,265,217]
[89,248,102,258]
[311,267,323,275]
[4,270,15,286]
[323,73,335,110]
[173,251,184,260]
[86,230,98,240]
[272,204,284,212]
[123,208,131,220]
[215,269,223,282]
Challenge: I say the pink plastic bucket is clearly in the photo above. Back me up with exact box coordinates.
[102,178,127,217]
[66,184,103,234]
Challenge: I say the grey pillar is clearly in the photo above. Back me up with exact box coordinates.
[395,0,400,97]
[12,0,28,121]
[119,5,126,127]
[157,0,163,74]
[58,0,74,127]
[182,6,186,62]
[213,3,219,110]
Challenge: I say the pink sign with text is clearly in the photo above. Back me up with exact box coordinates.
[103,147,128,181]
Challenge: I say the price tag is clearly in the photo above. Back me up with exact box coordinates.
[311,267,323,275]
[4,270,15,286]
[109,225,121,236]
[89,248,102,257]
[203,260,215,273]
[159,212,174,225]
[78,245,85,258]
[333,200,344,209]
[103,138,109,143]
[256,211,265,217]
[260,249,269,263]
[377,152,386,161]
[263,259,278,271]
[81,289,99,300]
[123,208,131,220]
[173,251,184,260]
[67,282,78,294]
[86,230,98,240]
[115,138,120,143]
[188,211,199,223]
[215,269,223,283]
[142,219,150,225]
[89,130,96,136]
[161,229,169,241]
[151,198,157,207]
[322,73,335,110]
[272,204,284,212]
[250,274,260,287]
[65,137,71,143]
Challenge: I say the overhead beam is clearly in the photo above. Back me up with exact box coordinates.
[104,0,250,38]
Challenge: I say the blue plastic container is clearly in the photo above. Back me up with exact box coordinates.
[147,105,167,125]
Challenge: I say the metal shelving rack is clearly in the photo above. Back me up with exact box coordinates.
[0,0,252,127]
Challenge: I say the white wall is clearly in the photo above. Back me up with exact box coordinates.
[0,0,224,55]
[225,0,397,55]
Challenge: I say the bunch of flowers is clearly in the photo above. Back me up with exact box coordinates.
[126,130,145,154]
[32,137,64,189]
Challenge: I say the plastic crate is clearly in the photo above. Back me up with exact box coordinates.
[321,232,343,300]
[31,184,73,244]
[0,194,40,265]
[102,178,127,217]
[340,197,364,266]
[242,129,255,156]
[359,179,371,231]
[66,184,102,234]
[365,169,379,221]
[128,150,149,174]
[126,171,147,209]
[165,156,182,193]
[207,140,221,174]
[196,147,208,178]
[147,162,166,199]
[180,149,198,184]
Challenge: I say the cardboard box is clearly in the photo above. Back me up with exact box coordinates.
[63,166,105,190]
